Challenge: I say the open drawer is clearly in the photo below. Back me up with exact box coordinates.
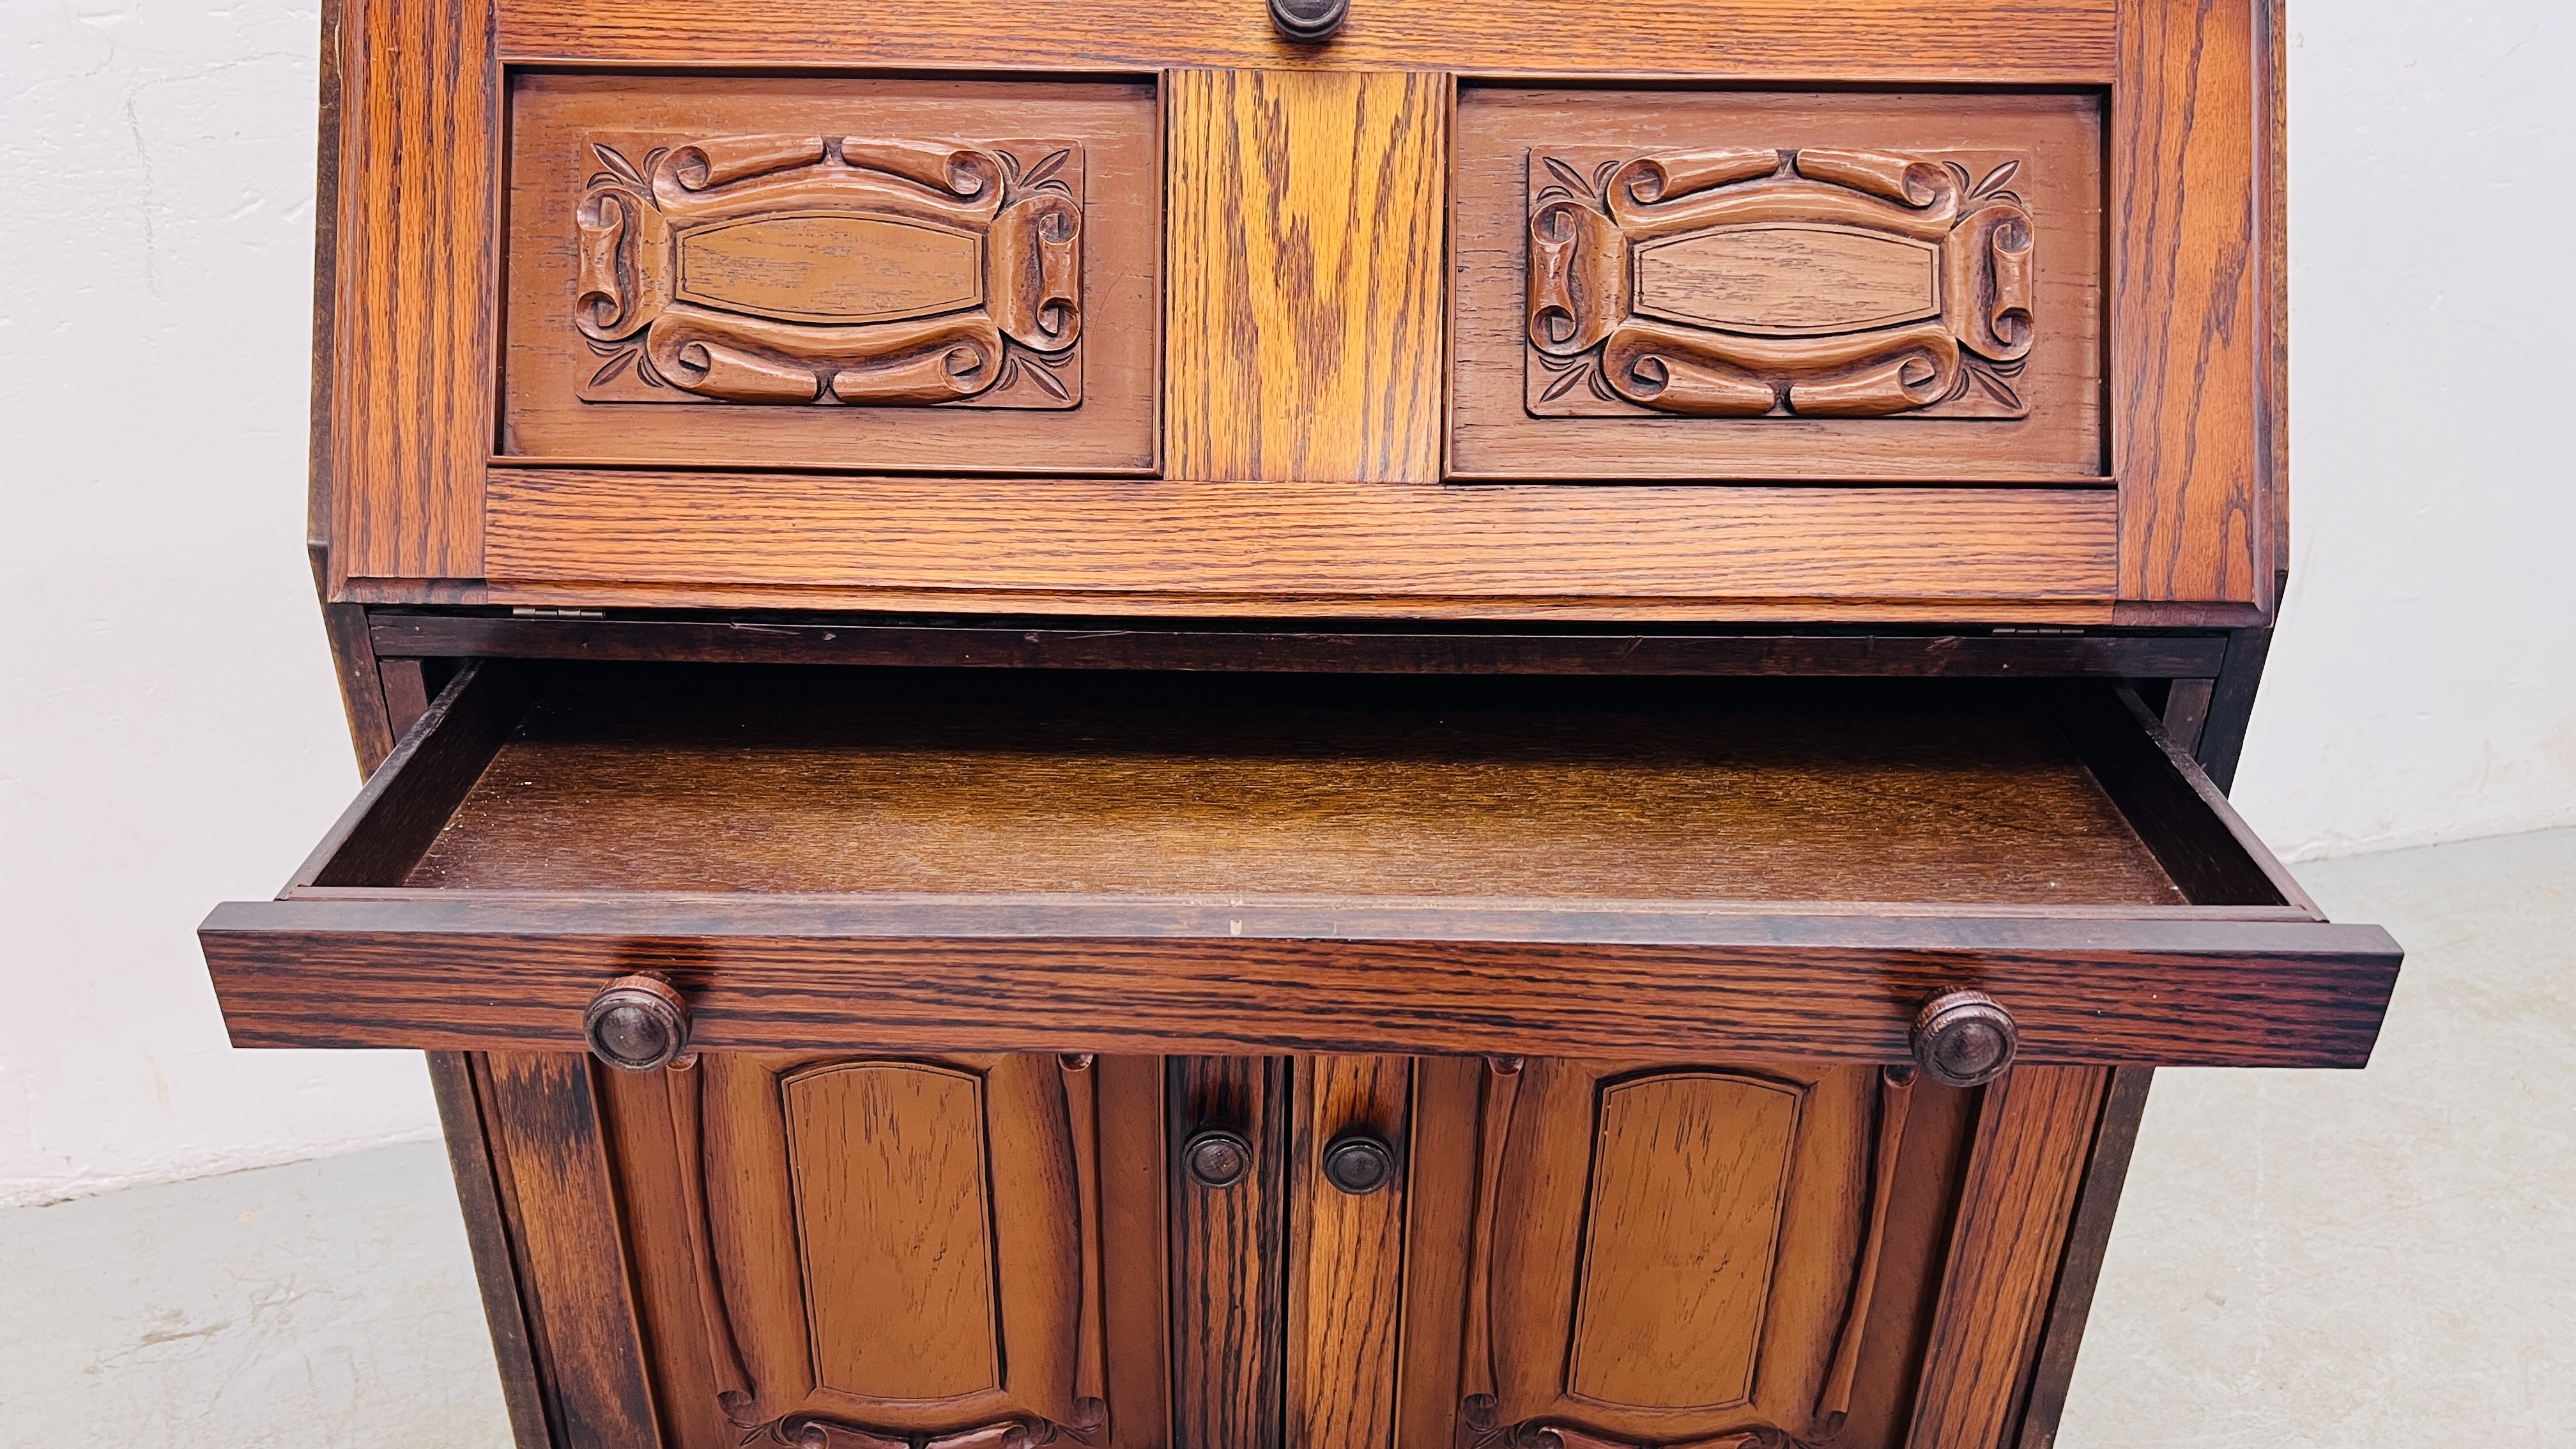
[201,662,2398,1073]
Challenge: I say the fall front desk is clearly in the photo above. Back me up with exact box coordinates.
[201,3,2395,1446]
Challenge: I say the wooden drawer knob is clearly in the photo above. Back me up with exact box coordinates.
[1183,1128,1256,1189]
[583,973,691,1072]
[1269,0,1348,42]
[1322,1133,1399,1196]
[1911,989,2019,1088]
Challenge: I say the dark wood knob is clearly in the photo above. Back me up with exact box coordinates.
[1322,1133,1399,1195]
[1269,0,1348,42]
[1182,1128,1255,1188]
[583,974,690,1071]
[1911,989,2019,1088]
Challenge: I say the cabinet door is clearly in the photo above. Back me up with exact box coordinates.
[1377,1055,2083,1449]
[594,1052,1170,1449]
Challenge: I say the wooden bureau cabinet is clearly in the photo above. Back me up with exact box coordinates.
[204,2,2393,1446]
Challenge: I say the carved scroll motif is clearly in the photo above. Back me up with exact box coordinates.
[576,135,1084,408]
[1526,148,2034,419]
[737,1414,1096,1449]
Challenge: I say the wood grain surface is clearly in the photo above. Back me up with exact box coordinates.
[1165,69,1446,482]
[481,1052,664,1449]
[329,0,494,592]
[2115,0,2268,607]
[1168,1056,1289,1449]
[398,673,2182,905]
[1908,1066,2107,1448]
[491,0,2117,82]
[501,75,1159,474]
[203,898,2399,1068]
[2013,1066,2153,1449]
[1476,1061,1874,1442]
[1393,1055,1481,1449]
[427,1054,551,1448]
[1284,1055,1411,1449]
[481,470,2118,620]
[1096,1055,1174,1449]
[1452,90,2104,482]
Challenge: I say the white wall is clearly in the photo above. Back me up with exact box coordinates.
[2231,4,2576,859]
[3,1,2570,1206]
[2,3,439,1209]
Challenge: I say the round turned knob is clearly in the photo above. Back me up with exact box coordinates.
[1322,1133,1399,1196]
[1911,989,2020,1088]
[1182,1128,1255,1189]
[1269,0,1348,42]
[583,974,691,1072]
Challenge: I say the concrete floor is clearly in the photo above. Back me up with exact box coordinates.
[3,829,2567,1447]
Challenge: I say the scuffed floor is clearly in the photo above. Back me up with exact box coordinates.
[0,1140,512,1447]
[2055,826,2576,1445]
[2,829,2566,1447]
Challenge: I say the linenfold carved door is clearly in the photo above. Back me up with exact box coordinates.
[1454,1061,1904,1449]
[602,1052,1167,1449]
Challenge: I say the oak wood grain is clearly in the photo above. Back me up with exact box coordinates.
[1285,1055,1411,1449]
[481,1052,664,1449]
[397,672,2185,906]
[429,1054,553,1448]
[2115,0,2267,608]
[1834,1078,1980,1449]
[1097,1055,1173,1449]
[482,470,2118,620]
[691,1051,1089,1435]
[2012,1066,2152,1449]
[203,898,2400,1068]
[588,1057,742,1449]
[1165,69,1446,483]
[1168,1056,1288,1449]
[1908,1066,2107,1448]
[502,75,1159,475]
[1393,1055,1481,1449]
[1478,1061,1872,1441]
[1452,90,2104,482]
[491,0,2117,82]
[328,0,494,594]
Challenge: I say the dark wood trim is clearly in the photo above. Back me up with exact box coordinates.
[203,894,2399,1068]
[2159,677,2216,757]
[317,587,397,774]
[1908,1068,2108,1447]
[2011,1067,2155,1449]
[293,661,526,889]
[306,0,343,556]
[479,1052,664,1449]
[1168,1055,1289,1449]
[2197,625,2274,792]
[378,658,432,739]
[428,1051,555,1448]
[2056,689,2317,913]
[365,611,2233,678]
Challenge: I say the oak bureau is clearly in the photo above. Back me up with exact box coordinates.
[198,3,2400,1446]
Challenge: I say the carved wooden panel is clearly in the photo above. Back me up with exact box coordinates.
[689,1052,1103,1442]
[1526,148,2033,420]
[576,135,1082,409]
[501,75,1159,474]
[1450,89,2104,484]
[1459,1059,1910,1449]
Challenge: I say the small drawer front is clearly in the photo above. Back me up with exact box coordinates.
[1450,89,2105,483]
[500,74,1160,473]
